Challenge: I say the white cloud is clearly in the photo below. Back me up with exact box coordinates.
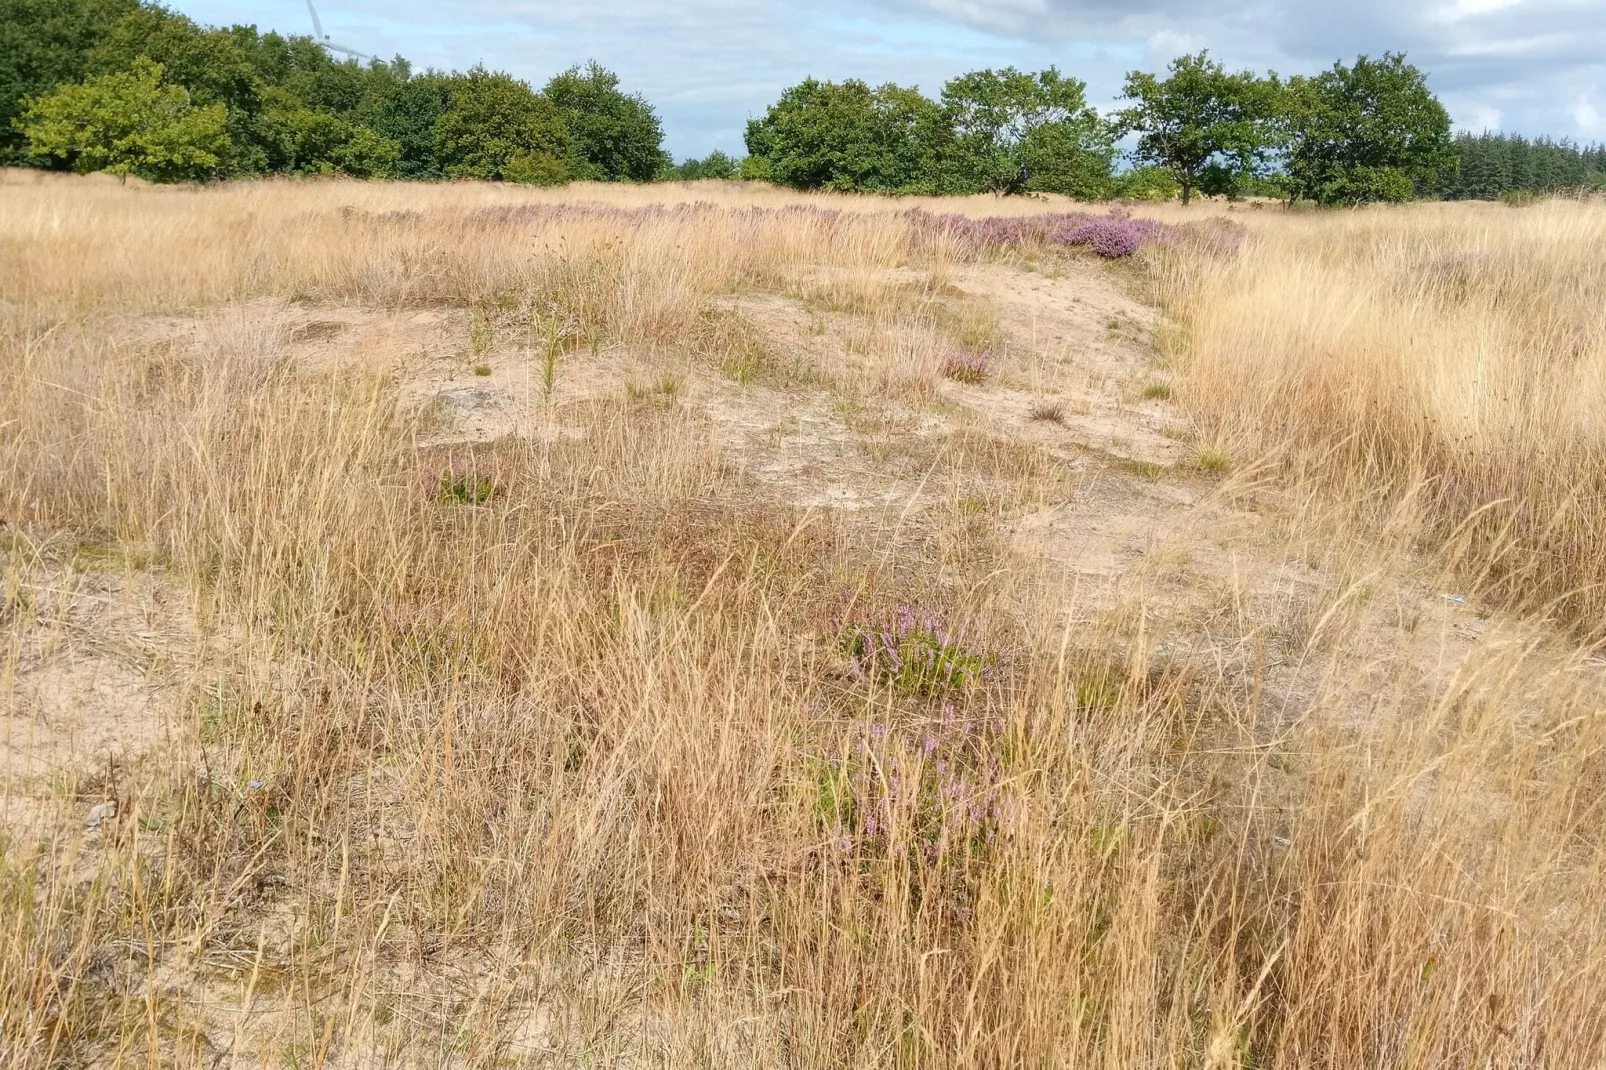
[1430,0,1526,25]
[1458,102,1504,131]
[1574,94,1603,135]
[1145,29,1206,63]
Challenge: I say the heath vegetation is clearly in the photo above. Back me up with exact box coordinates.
[3,173,1606,1068]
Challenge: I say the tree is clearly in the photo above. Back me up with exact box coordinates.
[1115,52,1281,205]
[744,78,950,193]
[433,66,571,183]
[1283,53,1456,205]
[84,2,265,170]
[19,56,230,182]
[941,67,1114,197]
[0,0,141,162]
[258,89,399,177]
[542,61,666,182]
[350,63,449,179]
[672,149,740,180]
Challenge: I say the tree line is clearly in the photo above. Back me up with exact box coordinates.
[1446,133,1606,200]
[2,0,666,183]
[737,53,1603,206]
[6,0,1603,203]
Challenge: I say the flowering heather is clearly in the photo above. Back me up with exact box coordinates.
[843,604,989,695]
[905,208,1173,259]
[437,455,496,505]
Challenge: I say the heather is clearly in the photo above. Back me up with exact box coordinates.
[474,202,1186,259]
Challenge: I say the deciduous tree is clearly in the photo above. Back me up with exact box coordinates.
[1115,51,1282,205]
[940,67,1114,197]
[543,61,666,182]
[20,56,229,182]
[434,66,571,183]
[744,78,950,193]
[1284,53,1455,204]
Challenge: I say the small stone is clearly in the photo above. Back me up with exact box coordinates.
[85,800,117,828]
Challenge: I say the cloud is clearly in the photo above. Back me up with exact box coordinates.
[1576,93,1603,135]
[176,0,1606,155]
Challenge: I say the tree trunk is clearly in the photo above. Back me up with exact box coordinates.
[1180,180,1191,206]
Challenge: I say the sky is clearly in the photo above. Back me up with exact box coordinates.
[173,0,1606,159]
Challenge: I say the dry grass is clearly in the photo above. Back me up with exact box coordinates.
[3,174,1605,1068]
[1161,197,1606,634]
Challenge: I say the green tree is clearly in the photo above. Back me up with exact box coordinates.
[0,0,140,163]
[1115,51,1282,205]
[941,67,1114,197]
[84,3,265,170]
[18,56,230,182]
[671,149,740,180]
[1284,52,1456,205]
[434,66,571,183]
[1115,164,1181,201]
[258,89,399,177]
[744,78,950,193]
[542,61,666,181]
[349,61,448,179]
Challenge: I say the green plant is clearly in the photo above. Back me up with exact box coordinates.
[743,77,951,193]
[439,463,496,504]
[942,66,1116,197]
[1115,51,1284,205]
[844,606,990,695]
[1282,53,1456,205]
[20,56,229,182]
[469,307,491,357]
[1195,447,1231,474]
[537,315,562,399]
[1141,381,1173,400]
[672,149,740,181]
[941,350,991,384]
[542,61,666,182]
[434,65,571,182]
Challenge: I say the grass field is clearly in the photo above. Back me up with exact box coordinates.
[3,171,1605,1068]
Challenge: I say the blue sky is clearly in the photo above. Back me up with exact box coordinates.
[173,0,1606,159]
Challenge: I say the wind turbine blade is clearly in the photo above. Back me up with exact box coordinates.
[325,43,369,59]
[305,0,327,40]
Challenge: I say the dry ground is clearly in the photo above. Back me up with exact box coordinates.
[3,174,1604,1067]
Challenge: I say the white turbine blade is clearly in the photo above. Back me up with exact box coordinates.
[325,42,369,59]
[306,0,327,40]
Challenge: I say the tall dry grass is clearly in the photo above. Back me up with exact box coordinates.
[2,175,1605,1067]
[1162,198,1606,635]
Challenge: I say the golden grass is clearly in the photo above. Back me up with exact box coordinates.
[1162,197,1606,634]
[3,174,1605,1067]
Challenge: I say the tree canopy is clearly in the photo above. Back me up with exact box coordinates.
[2,0,664,184]
[941,67,1114,197]
[19,55,229,182]
[1282,53,1457,204]
[544,61,667,181]
[433,67,571,183]
[1115,52,1282,205]
[744,78,951,193]
[742,68,1113,197]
